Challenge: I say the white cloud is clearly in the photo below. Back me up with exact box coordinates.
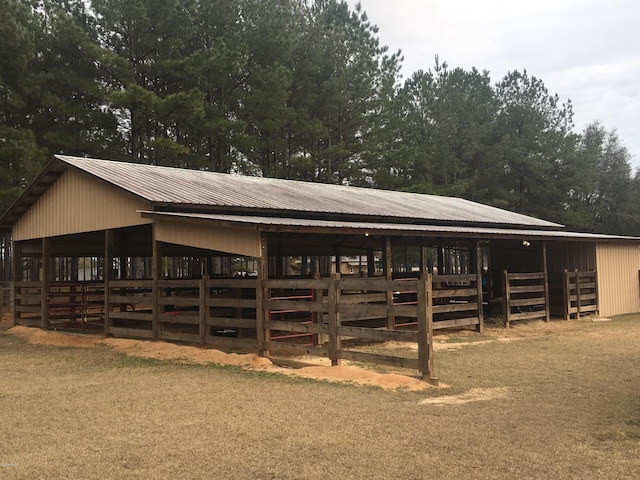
[347,0,640,166]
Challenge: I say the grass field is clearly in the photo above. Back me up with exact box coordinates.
[1,315,639,479]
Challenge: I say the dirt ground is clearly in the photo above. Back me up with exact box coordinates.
[1,314,639,479]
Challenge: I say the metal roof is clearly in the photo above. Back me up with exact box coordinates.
[50,155,561,228]
[0,154,568,231]
[139,211,639,243]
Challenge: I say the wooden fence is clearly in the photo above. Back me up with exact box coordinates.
[7,272,490,384]
[502,271,550,327]
[0,281,12,316]
[13,281,42,326]
[263,275,434,382]
[562,270,598,319]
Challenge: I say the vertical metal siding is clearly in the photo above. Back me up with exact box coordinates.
[13,169,151,241]
[155,220,261,258]
[596,243,640,316]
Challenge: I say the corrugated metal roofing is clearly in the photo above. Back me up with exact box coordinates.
[47,155,561,229]
[139,211,639,242]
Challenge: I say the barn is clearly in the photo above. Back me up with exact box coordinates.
[1,155,639,382]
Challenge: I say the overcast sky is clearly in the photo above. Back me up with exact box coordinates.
[346,0,640,168]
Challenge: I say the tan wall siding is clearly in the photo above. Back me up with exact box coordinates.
[155,220,261,258]
[13,169,151,241]
[596,243,640,316]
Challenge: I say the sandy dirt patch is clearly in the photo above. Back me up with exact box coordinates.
[420,387,510,405]
[6,326,431,391]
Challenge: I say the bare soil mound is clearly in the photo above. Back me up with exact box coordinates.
[6,326,431,391]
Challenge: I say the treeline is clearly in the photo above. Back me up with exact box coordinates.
[1,0,638,234]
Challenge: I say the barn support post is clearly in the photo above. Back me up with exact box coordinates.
[11,240,21,326]
[104,229,113,335]
[256,232,269,357]
[384,237,394,329]
[502,270,510,328]
[542,242,550,322]
[367,248,375,277]
[41,237,50,330]
[562,269,570,320]
[417,273,437,385]
[199,274,208,345]
[473,239,485,333]
[327,273,341,366]
[151,226,161,340]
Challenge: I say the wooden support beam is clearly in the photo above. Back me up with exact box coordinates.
[256,232,268,357]
[151,226,161,340]
[328,273,341,366]
[41,237,50,330]
[474,240,484,333]
[11,241,21,326]
[384,238,395,329]
[199,275,208,345]
[542,242,550,322]
[104,230,114,336]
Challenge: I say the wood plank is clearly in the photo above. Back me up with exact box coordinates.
[108,295,151,304]
[508,311,547,321]
[207,316,257,329]
[208,297,259,309]
[337,325,416,342]
[269,321,328,335]
[108,280,154,288]
[158,297,199,307]
[509,297,546,307]
[338,277,408,292]
[157,280,200,288]
[265,300,326,313]
[265,342,329,357]
[433,273,476,283]
[432,303,478,314]
[432,288,477,298]
[337,350,419,370]
[433,317,480,329]
[509,285,546,294]
[508,273,544,280]
[339,292,388,304]
[207,278,259,289]
[263,279,329,290]
[158,331,201,343]
[108,326,154,338]
[159,314,200,325]
[108,311,153,322]
[206,335,258,350]
[338,303,418,319]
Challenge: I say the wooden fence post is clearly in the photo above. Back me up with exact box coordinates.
[328,273,341,366]
[542,242,550,322]
[562,269,570,320]
[575,269,581,318]
[474,240,484,333]
[502,270,510,328]
[417,274,437,385]
[199,275,208,345]
[41,237,50,330]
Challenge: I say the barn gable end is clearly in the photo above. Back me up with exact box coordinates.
[13,167,151,241]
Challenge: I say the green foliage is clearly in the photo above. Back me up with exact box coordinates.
[0,0,638,235]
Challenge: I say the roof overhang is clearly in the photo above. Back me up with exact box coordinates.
[139,211,640,243]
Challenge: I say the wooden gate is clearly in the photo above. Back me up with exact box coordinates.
[562,270,598,319]
[502,272,550,327]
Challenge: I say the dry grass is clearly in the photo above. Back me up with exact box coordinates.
[1,315,640,479]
